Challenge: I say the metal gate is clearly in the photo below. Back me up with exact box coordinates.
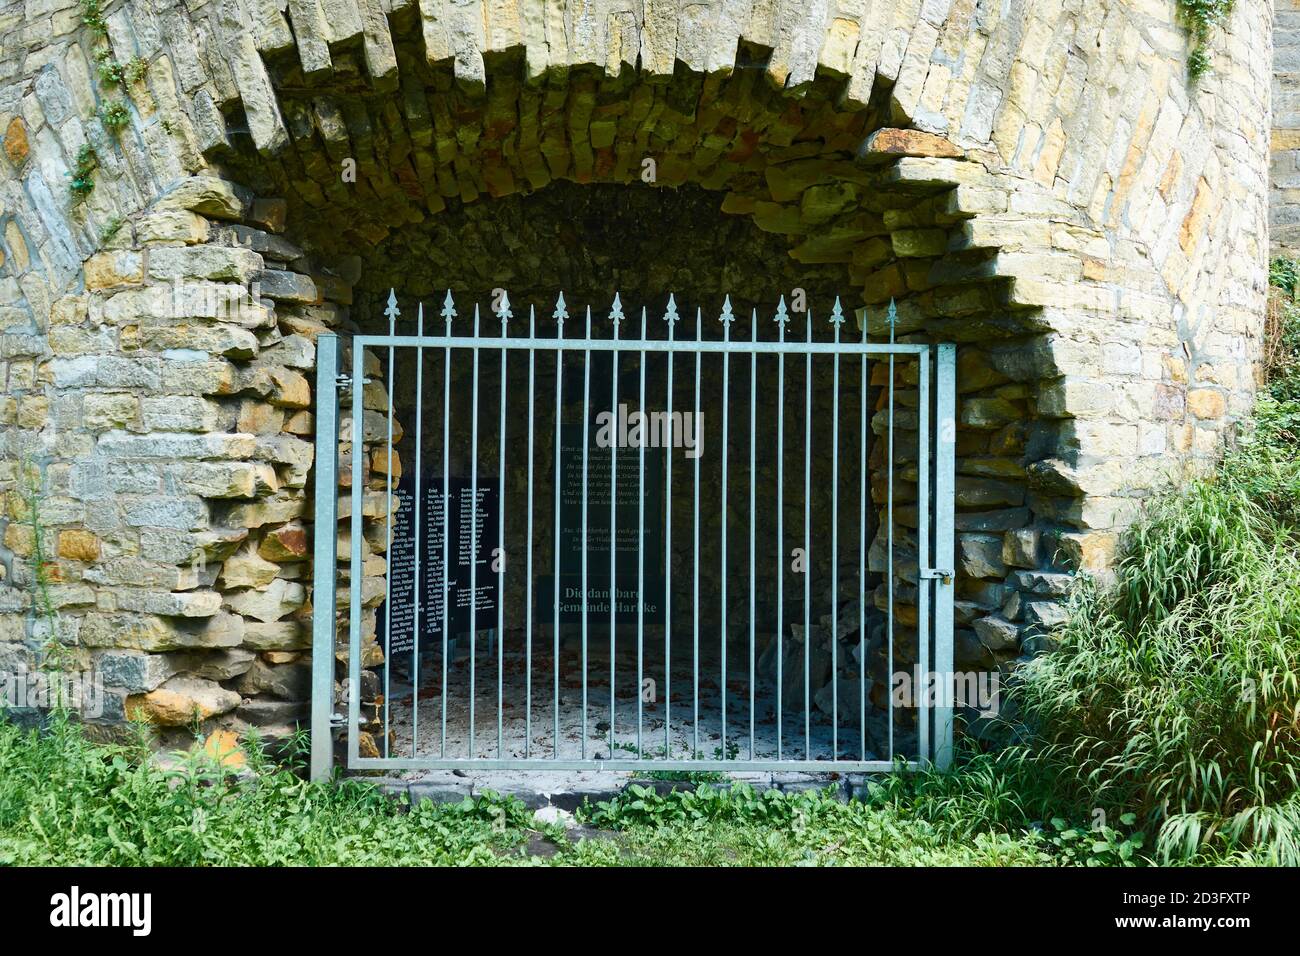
[310,292,954,780]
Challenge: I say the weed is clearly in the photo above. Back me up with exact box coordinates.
[100,100,130,133]
[99,214,124,245]
[79,0,107,35]
[68,145,97,201]
[124,56,148,84]
[15,460,63,673]
[94,48,123,86]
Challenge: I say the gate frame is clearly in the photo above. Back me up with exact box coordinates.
[309,326,955,782]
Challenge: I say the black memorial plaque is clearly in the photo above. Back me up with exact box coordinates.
[377,474,499,659]
[538,420,666,626]
[380,478,418,656]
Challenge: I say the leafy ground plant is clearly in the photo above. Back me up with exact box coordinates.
[0,716,541,866]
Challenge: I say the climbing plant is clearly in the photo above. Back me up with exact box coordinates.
[16,460,64,671]
[1178,0,1235,80]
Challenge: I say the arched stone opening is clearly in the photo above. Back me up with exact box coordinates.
[186,40,1058,762]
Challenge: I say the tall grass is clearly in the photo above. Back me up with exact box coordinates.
[875,299,1300,865]
[1019,443,1300,863]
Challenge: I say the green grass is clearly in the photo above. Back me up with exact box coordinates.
[0,717,1056,866]
[0,718,544,866]
[1023,430,1300,863]
[571,784,1050,865]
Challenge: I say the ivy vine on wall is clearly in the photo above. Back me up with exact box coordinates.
[1178,0,1235,80]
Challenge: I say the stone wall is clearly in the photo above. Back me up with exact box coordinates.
[0,179,399,744]
[0,0,1271,746]
[1276,0,1300,255]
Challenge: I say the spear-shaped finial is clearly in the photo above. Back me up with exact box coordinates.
[774,294,789,327]
[494,289,512,323]
[720,294,735,325]
[887,297,897,343]
[664,293,679,325]
[384,288,400,328]
[610,292,624,325]
[829,296,844,326]
[553,291,569,327]
[440,289,457,325]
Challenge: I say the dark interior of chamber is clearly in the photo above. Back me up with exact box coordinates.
[352,181,920,761]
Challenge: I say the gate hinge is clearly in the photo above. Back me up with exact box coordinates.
[329,712,346,729]
[920,567,954,585]
[335,374,371,391]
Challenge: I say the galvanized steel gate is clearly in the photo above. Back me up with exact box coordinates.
[310,292,955,780]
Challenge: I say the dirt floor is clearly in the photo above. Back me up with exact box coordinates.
[381,632,911,772]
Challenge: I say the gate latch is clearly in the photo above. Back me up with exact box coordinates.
[335,374,371,391]
[920,567,954,585]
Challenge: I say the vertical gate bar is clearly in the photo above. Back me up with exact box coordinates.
[803,307,812,760]
[348,339,364,766]
[497,299,509,757]
[664,295,676,758]
[692,307,701,759]
[719,297,732,760]
[441,294,453,758]
[830,300,841,762]
[581,306,592,759]
[310,333,339,782]
[749,309,756,759]
[859,316,868,761]
[382,295,397,758]
[637,307,646,758]
[776,297,786,760]
[886,301,896,762]
[934,344,957,770]
[610,296,621,757]
[525,306,537,757]
[553,294,567,757]
[469,304,481,758]
[917,347,931,764]
[412,305,424,757]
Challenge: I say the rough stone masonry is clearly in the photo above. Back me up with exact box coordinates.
[0,0,1274,752]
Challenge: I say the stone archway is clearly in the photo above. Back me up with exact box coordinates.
[213,43,1059,756]
[0,1,1269,750]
